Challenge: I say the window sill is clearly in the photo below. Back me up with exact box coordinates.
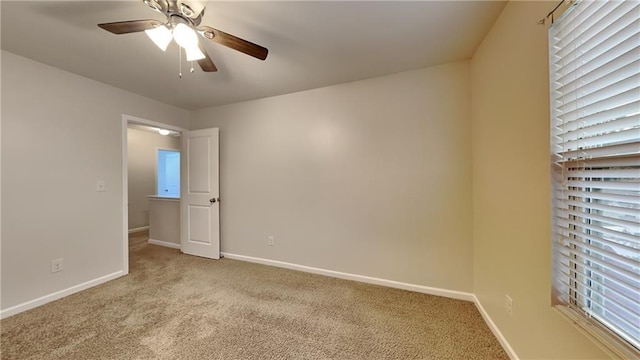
[147,195,180,202]
[554,306,640,359]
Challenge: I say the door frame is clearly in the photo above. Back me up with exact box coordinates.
[121,114,187,275]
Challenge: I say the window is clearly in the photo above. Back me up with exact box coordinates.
[549,0,639,355]
[157,149,180,197]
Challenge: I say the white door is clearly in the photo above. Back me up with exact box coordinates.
[181,128,220,259]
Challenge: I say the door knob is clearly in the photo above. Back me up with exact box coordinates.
[210,198,219,203]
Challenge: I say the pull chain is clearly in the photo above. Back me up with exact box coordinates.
[178,47,182,78]
[190,61,195,73]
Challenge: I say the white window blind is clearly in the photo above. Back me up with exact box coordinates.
[549,0,640,354]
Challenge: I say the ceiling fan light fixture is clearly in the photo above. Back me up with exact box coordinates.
[145,25,172,51]
[173,23,205,60]
[173,23,199,49]
[185,46,206,61]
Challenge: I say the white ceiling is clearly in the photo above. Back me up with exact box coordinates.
[1,1,506,110]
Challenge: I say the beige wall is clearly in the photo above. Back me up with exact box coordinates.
[1,51,189,310]
[127,128,180,230]
[470,2,610,359]
[148,198,180,246]
[191,61,473,292]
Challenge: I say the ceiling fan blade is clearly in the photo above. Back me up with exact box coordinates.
[198,26,268,60]
[98,20,163,34]
[197,43,218,72]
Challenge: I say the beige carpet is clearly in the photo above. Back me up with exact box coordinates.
[1,232,508,359]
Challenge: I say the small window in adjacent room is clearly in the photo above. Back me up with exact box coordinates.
[548,0,639,357]
[157,149,180,197]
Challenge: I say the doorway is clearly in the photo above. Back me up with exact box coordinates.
[121,114,187,275]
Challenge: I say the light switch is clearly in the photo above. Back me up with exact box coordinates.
[96,180,106,192]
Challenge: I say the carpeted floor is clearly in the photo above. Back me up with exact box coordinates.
[1,231,508,359]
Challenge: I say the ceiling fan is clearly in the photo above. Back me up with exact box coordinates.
[98,0,268,73]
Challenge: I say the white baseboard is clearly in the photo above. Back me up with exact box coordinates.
[220,252,475,302]
[128,226,149,233]
[148,239,181,249]
[0,270,125,319]
[472,295,519,360]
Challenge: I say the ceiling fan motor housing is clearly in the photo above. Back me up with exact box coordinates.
[144,0,205,26]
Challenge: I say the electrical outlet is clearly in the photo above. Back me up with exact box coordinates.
[267,235,274,246]
[505,294,513,317]
[51,258,64,273]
